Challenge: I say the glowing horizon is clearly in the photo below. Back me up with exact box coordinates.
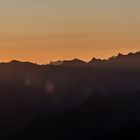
[0,0,140,64]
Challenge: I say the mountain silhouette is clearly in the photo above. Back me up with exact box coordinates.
[88,51,140,68]
[49,59,86,66]
[62,59,86,66]
[88,58,107,67]
[0,51,140,139]
[14,92,140,140]
[48,51,140,68]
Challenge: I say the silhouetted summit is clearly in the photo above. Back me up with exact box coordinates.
[2,60,39,68]
[88,57,106,66]
[49,59,86,66]
[61,58,86,66]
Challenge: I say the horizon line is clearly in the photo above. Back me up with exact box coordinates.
[0,50,139,65]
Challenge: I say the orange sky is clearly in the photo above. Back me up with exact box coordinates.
[0,0,140,64]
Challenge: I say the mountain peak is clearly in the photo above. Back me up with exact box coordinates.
[62,58,86,66]
[5,60,39,68]
[10,60,21,64]
[88,57,106,66]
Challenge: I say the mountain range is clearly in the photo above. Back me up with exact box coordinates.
[0,51,140,139]
[49,51,140,68]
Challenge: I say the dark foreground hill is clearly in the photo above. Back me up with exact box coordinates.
[0,52,140,139]
[14,92,140,140]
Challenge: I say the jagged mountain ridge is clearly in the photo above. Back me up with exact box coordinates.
[49,51,140,68]
[0,51,140,68]
[0,51,140,139]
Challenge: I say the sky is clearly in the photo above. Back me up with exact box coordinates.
[0,0,140,64]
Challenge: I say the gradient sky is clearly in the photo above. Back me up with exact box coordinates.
[0,0,140,63]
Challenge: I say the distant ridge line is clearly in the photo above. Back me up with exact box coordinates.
[0,51,140,66]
